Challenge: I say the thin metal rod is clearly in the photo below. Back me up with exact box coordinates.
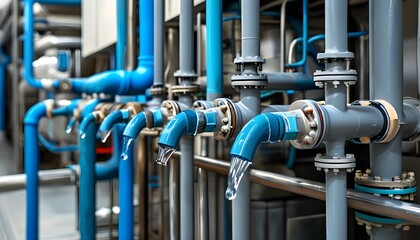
[0,168,76,192]
[171,153,420,225]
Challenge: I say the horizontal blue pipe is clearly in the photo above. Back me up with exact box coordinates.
[38,133,79,152]
[33,0,81,5]
[23,0,153,95]
[51,99,81,116]
[24,101,48,240]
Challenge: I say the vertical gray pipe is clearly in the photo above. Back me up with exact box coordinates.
[180,137,195,239]
[322,0,350,239]
[180,0,194,73]
[241,0,260,58]
[177,0,196,239]
[325,0,348,53]
[169,160,180,240]
[369,1,403,239]
[154,0,164,86]
[369,0,403,180]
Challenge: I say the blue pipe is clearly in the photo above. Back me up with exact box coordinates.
[51,99,81,116]
[98,109,132,142]
[206,0,223,99]
[158,110,201,149]
[78,113,97,240]
[230,112,299,162]
[96,124,123,180]
[38,133,79,152]
[123,109,163,139]
[0,47,11,132]
[24,101,48,240]
[286,0,308,68]
[116,0,127,70]
[23,0,153,95]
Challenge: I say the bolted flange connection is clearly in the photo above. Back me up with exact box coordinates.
[231,56,268,90]
[149,84,167,96]
[315,153,356,172]
[354,169,416,230]
[212,98,238,141]
[314,57,357,88]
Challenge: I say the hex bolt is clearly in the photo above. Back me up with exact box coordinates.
[309,122,317,128]
[167,104,173,110]
[374,176,381,181]
[220,105,228,113]
[365,169,371,175]
[221,125,229,133]
[402,225,410,231]
[303,136,314,144]
[303,107,313,115]
[309,130,317,137]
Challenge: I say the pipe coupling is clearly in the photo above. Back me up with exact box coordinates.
[213,98,239,140]
[351,100,400,143]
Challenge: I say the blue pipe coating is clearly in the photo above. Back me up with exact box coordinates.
[51,99,81,116]
[24,101,48,240]
[206,0,223,98]
[116,0,127,70]
[123,109,163,138]
[158,110,200,149]
[78,113,98,240]
[38,133,79,152]
[287,0,308,68]
[0,47,11,132]
[99,109,132,136]
[230,112,299,162]
[96,124,123,180]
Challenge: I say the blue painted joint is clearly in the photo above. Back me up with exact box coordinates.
[184,110,199,136]
[152,109,163,127]
[204,111,217,132]
[277,112,299,140]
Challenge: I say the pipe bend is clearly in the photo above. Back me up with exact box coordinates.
[230,113,286,162]
[158,110,199,149]
[24,100,53,125]
[99,109,131,136]
[123,111,150,139]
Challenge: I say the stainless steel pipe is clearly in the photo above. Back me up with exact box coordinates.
[171,152,420,225]
[0,168,76,193]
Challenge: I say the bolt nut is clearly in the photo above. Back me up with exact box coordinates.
[309,122,317,128]
[220,105,228,112]
[374,176,381,181]
[303,136,314,144]
[222,118,229,124]
[365,169,371,175]
[309,130,317,137]
[221,125,229,133]
[303,107,313,115]
[402,225,410,231]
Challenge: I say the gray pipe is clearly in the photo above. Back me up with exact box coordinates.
[0,168,76,192]
[179,0,194,74]
[369,1,403,238]
[325,0,348,53]
[264,72,316,90]
[241,0,260,57]
[180,137,194,240]
[154,0,164,86]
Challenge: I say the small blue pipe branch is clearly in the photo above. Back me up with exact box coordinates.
[230,112,299,162]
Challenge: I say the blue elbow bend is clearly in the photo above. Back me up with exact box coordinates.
[99,109,131,134]
[158,110,199,149]
[123,112,149,139]
[24,100,52,125]
[79,112,102,136]
[96,124,124,180]
[230,112,299,162]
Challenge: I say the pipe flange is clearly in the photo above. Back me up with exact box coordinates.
[231,74,268,89]
[314,153,356,171]
[173,70,197,78]
[161,100,181,121]
[355,212,411,232]
[171,84,200,96]
[313,69,357,88]
[149,85,167,96]
[193,100,213,110]
[289,100,325,149]
[124,102,143,115]
[317,52,354,60]
[355,169,416,189]
[213,98,237,141]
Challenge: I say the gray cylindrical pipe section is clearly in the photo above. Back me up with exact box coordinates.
[325,84,347,112]
[179,0,194,74]
[154,0,164,85]
[370,227,401,239]
[241,0,260,58]
[369,0,403,180]
[326,170,347,240]
[325,0,348,53]
[180,137,195,240]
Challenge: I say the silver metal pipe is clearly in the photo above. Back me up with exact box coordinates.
[169,157,180,240]
[0,168,76,192]
[325,0,348,53]
[241,0,260,57]
[174,153,420,225]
